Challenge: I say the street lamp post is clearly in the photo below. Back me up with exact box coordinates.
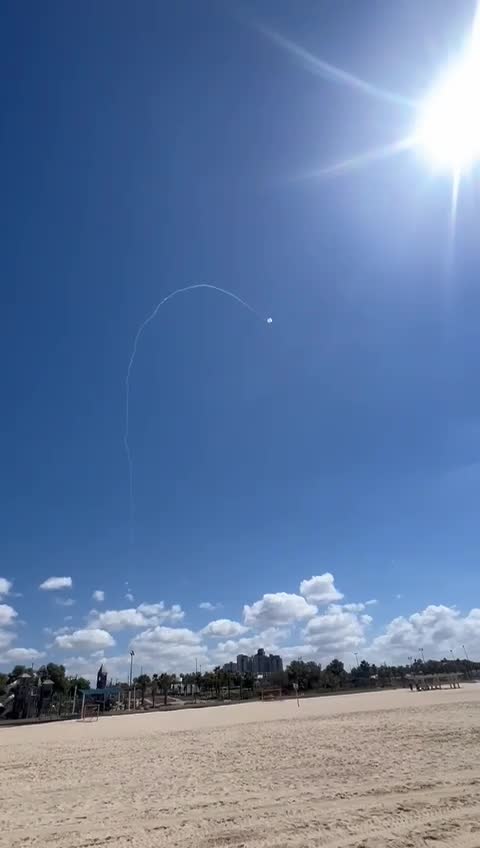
[419,648,425,664]
[128,650,135,711]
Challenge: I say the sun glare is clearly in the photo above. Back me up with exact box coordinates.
[415,47,480,172]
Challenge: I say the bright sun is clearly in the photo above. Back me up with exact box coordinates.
[415,49,480,172]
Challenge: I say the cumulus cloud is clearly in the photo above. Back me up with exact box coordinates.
[92,590,105,603]
[201,619,248,639]
[343,603,365,612]
[0,630,15,652]
[54,628,115,652]
[130,626,206,672]
[299,573,343,604]
[369,605,480,663]
[90,602,185,632]
[0,578,12,598]
[39,576,72,591]
[138,602,184,622]
[2,647,45,663]
[125,592,134,602]
[92,608,147,631]
[199,601,220,611]
[303,605,372,656]
[243,592,317,628]
[64,654,126,685]
[132,626,201,649]
[211,628,286,665]
[0,604,17,627]
[365,599,378,606]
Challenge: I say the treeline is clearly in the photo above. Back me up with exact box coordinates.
[2,655,479,705]
[132,655,480,702]
[274,657,480,692]
[0,663,90,698]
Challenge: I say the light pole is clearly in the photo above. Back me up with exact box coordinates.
[419,647,425,664]
[462,644,469,662]
[354,652,359,667]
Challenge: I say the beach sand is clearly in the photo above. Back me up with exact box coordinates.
[1,686,480,847]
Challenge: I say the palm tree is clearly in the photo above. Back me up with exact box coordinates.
[135,674,151,707]
[151,673,158,709]
[158,673,172,706]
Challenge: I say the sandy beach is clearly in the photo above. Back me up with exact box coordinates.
[1,686,480,847]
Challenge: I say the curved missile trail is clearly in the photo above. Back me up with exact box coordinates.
[258,25,416,109]
[124,283,270,543]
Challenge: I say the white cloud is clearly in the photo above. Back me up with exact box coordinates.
[54,597,75,607]
[1,648,45,663]
[0,578,12,598]
[243,592,317,628]
[54,628,115,652]
[125,592,134,602]
[90,602,185,632]
[92,608,146,631]
[299,573,343,604]
[51,625,73,637]
[199,601,220,611]
[201,619,248,639]
[211,628,286,665]
[369,604,480,663]
[365,599,378,606]
[137,602,184,623]
[39,576,72,591]
[281,644,319,663]
[64,654,126,685]
[343,603,366,613]
[130,626,206,673]
[0,604,17,627]
[92,590,105,603]
[0,630,15,652]
[303,605,372,657]
[132,626,201,649]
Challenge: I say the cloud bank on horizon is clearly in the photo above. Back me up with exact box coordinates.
[0,572,478,683]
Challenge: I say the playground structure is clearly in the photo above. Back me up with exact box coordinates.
[409,673,461,691]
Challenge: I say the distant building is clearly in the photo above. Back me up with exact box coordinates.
[222,662,237,674]
[269,654,283,674]
[236,649,283,677]
[237,654,251,674]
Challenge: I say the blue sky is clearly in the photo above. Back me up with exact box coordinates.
[1,1,480,682]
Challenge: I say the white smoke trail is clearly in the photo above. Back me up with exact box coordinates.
[124,283,270,543]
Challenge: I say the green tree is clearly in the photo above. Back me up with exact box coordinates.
[0,673,8,696]
[38,663,68,694]
[158,673,173,705]
[324,659,346,690]
[8,665,27,684]
[151,673,158,708]
[135,674,151,707]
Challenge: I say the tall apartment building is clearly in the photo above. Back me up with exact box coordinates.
[235,649,283,676]
[237,654,251,674]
